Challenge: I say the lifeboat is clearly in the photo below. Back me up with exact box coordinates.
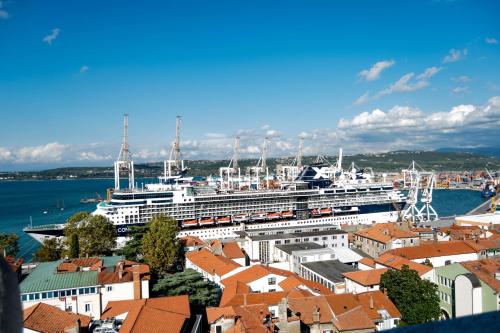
[182,219,198,227]
[320,207,333,215]
[199,217,215,225]
[251,212,267,221]
[281,210,294,219]
[217,216,231,224]
[267,212,281,220]
[311,209,321,217]
[232,214,249,223]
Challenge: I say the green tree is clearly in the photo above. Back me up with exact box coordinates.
[34,238,64,262]
[78,215,117,256]
[380,265,440,325]
[0,233,19,257]
[141,215,179,273]
[64,211,90,237]
[69,233,79,259]
[152,269,221,306]
[119,224,149,261]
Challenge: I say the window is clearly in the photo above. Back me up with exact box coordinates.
[85,303,92,312]
[72,289,77,296]
[90,287,96,293]
[216,326,222,333]
[269,289,276,292]
[42,292,47,299]
[107,285,113,292]
[21,295,27,302]
[268,277,276,285]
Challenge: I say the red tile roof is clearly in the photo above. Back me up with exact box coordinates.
[186,248,241,276]
[221,265,293,287]
[343,268,389,286]
[5,255,23,273]
[385,240,478,259]
[359,257,376,268]
[288,296,333,324]
[23,303,91,333]
[101,295,190,333]
[375,253,432,276]
[355,223,418,244]
[355,290,401,319]
[333,305,376,331]
[180,235,207,247]
[206,306,237,323]
[223,242,246,259]
[460,258,500,292]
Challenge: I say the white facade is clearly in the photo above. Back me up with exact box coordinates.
[454,274,483,317]
[247,274,289,293]
[344,278,380,294]
[410,252,479,268]
[101,280,149,309]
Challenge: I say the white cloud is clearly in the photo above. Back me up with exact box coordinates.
[353,92,370,106]
[442,48,468,63]
[416,66,441,80]
[16,142,68,163]
[261,124,270,130]
[77,151,111,161]
[358,60,395,81]
[0,1,8,19]
[333,96,500,151]
[205,132,227,139]
[452,86,469,94]
[265,129,281,138]
[43,28,60,45]
[80,65,89,73]
[0,147,13,161]
[451,76,470,83]
[485,37,498,45]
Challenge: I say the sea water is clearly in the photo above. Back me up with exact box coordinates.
[0,179,487,260]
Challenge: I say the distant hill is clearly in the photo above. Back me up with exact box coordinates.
[1,150,499,180]
[435,146,500,157]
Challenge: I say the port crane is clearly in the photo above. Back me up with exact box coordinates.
[114,114,135,190]
[163,116,186,179]
[220,137,241,190]
[418,173,439,222]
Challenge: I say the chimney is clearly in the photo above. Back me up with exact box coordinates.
[313,306,320,324]
[369,295,374,309]
[243,293,247,306]
[133,265,142,300]
[118,262,124,281]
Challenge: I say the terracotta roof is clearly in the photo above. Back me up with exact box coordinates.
[186,249,241,276]
[222,242,246,259]
[101,295,190,333]
[288,296,333,324]
[464,239,500,252]
[220,280,251,306]
[233,304,274,333]
[375,253,432,276]
[98,261,150,284]
[343,268,389,286]
[385,240,478,259]
[325,293,364,315]
[410,227,433,233]
[355,223,418,244]
[355,291,401,319]
[359,257,376,268]
[278,275,333,295]
[180,235,207,247]
[23,303,91,333]
[206,306,237,323]
[221,265,292,287]
[224,291,288,307]
[460,258,500,292]
[333,305,376,331]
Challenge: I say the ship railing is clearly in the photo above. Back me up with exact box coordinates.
[23,223,65,231]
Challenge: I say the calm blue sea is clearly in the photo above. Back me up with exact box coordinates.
[0,179,487,260]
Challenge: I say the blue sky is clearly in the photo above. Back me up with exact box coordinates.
[0,0,499,170]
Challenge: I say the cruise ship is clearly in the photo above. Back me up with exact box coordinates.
[24,116,406,245]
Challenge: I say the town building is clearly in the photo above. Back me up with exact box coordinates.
[298,259,358,293]
[385,240,480,267]
[237,223,348,263]
[354,223,420,258]
[23,303,91,333]
[185,248,241,284]
[343,268,389,294]
[97,295,198,333]
[19,256,150,319]
[434,258,500,319]
[374,253,433,280]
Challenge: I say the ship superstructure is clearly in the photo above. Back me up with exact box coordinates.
[24,116,406,245]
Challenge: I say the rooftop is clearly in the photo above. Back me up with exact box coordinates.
[460,258,500,292]
[186,248,241,276]
[275,242,324,254]
[343,268,389,286]
[386,240,478,259]
[245,229,347,241]
[101,295,190,333]
[301,259,358,283]
[23,303,91,333]
[375,253,432,276]
[222,242,246,259]
[355,223,418,244]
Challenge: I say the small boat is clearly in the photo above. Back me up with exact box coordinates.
[182,219,199,227]
[43,211,48,214]
[217,216,231,224]
[232,214,249,222]
[281,210,294,218]
[251,212,267,221]
[267,212,281,220]
[320,207,332,215]
[199,217,215,225]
